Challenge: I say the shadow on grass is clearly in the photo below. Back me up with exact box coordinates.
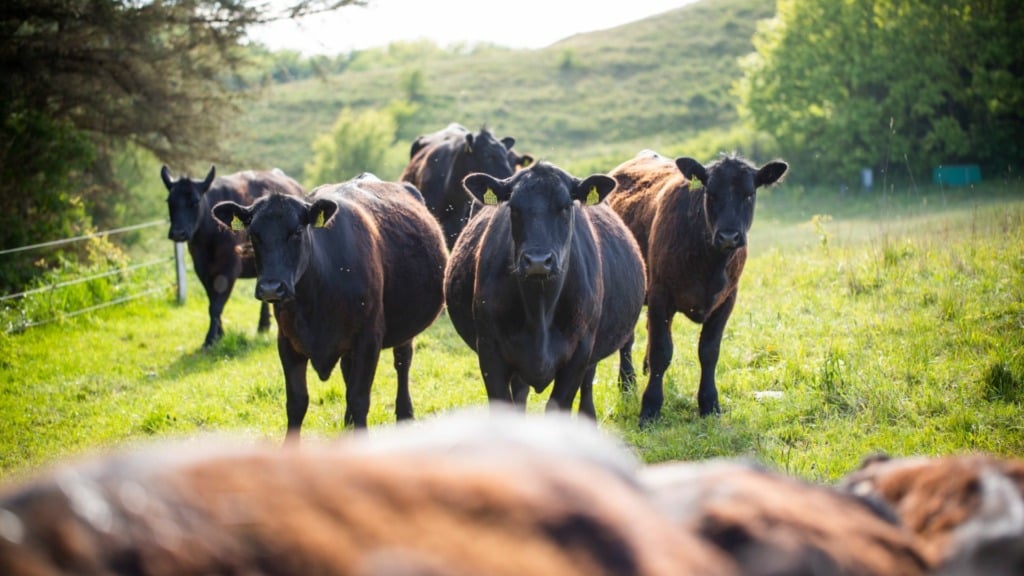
[159,329,275,381]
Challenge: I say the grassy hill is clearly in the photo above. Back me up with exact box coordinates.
[227,0,778,182]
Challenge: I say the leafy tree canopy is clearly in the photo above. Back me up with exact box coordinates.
[0,0,362,289]
[737,0,1023,185]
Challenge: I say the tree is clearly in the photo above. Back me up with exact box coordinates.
[737,0,1024,186]
[303,107,400,188]
[0,0,363,289]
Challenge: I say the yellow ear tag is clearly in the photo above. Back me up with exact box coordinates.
[586,186,600,206]
[483,188,498,205]
[230,214,245,231]
[690,178,703,191]
[314,210,326,228]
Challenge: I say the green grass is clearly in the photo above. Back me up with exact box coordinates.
[2,182,1022,486]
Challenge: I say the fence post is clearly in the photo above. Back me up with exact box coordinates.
[174,242,187,304]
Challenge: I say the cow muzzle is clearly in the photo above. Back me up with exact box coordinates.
[255,279,293,302]
[519,251,557,280]
[714,230,745,251]
[168,228,190,242]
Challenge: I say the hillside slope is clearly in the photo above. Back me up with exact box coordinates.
[228,0,777,180]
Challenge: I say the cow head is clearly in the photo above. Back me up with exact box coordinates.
[211,194,338,302]
[464,163,615,282]
[161,165,216,242]
[501,136,535,171]
[460,129,515,182]
[675,154,788,253]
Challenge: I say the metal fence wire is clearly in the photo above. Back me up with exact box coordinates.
[1,220,178,333]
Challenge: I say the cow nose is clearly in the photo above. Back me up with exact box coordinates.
[168,229,189,242]
[715,230,744,250]
[521,251,556,278]
[255,280,289,302]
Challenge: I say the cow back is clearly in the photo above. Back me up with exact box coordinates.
[585,203,646,360]
[310,179,447,350]
[607,153,684,262]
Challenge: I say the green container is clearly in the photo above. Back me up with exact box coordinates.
[932,164,981,186]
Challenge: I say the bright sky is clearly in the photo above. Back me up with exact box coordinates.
[249,0,696,55]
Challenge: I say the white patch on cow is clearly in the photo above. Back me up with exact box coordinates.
[57,470,113,533]
[950,467,1024,558]
[0,508,23,544]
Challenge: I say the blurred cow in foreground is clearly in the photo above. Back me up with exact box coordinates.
[0,409,735,576]
[839,453,1024,576]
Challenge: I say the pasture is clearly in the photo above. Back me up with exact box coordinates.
[1,181,1022,484]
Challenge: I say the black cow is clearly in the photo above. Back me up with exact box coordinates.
[608,150,788,423]
[401,123,517,248]
[211,174,447,439]
[444,162,646,417]
[161,165,305,348]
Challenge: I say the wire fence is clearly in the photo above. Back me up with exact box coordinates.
[1,220,180,333]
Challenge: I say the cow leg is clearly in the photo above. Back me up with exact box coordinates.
[392,341,415,421]
[697,292,736,417]
[341,334,382,429]
[577,364,599,419]
[278,336,309,444]
[640,287,675,425]
[201,274,233,348]
[618,334,637,391]
[477,338,514,405]
[547,347,590,414]
[511,376,530,410]
[257,301,272,333]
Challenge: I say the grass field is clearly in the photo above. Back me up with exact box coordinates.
[2,181,1022,485]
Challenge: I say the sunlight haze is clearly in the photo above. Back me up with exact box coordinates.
[250,0,696,55]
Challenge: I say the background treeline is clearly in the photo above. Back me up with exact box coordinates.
[1,0,1021,293]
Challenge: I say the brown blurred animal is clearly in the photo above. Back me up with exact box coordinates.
[640,459,929,576]
[608,150,788,423]
[839,453,1024,575]
[0,410,737,576]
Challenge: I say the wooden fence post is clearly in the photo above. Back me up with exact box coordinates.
[174,242,187,304]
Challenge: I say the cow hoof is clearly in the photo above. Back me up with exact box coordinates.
[698,402,722,417]
[638,407,661,428]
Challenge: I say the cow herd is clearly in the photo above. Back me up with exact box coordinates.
[159,122,790,439]
[2,408,1022,575]
[2,128,1021,572]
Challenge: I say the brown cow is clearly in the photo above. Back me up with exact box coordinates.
[0,409,738,576]
[839,453,1024,575]
[640,459,929,576]
[608,150,788,423]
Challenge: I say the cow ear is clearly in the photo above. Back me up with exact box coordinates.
[755,161,789,188]
[307,199,339,229]
[160,165,174,190]
[211,201,252,232]
[464,133,474,154]
[573,175,616,206]
[463,173,508,205]
[501,136,516,149]
[200,165,216,194]
[518,154,535,168]
[675,157,707,188]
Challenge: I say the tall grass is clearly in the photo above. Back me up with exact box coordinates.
[1,183,1022,485]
